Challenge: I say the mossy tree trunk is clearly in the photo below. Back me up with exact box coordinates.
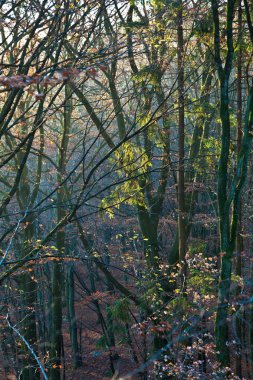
[177,0,186,271]
[211,0,253,367]
[235,1,243,376]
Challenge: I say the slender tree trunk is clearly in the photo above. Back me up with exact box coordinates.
[250,265,253,379]
[211,0,235,367]
[169,54,214,266]
[215,75,233,366]
[66,265,82,368]
[50,262,63,380]
[50,84,71,380]
[235,2,243,376]
[177,0,186,270]
[19,214,39,380]
[18,103,44,380]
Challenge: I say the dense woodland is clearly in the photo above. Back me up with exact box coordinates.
[1,0,253,379]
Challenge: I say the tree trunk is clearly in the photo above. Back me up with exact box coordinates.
[177,0,186,268]
[235,2,243,376]
[211,0,236,367]
[17,103,44,380]
[66,265,82,368]
[50,84,71,379]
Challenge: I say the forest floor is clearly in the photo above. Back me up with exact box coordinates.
[63,307,139,379]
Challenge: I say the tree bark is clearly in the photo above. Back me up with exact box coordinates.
[50,84,71,379]
[177,0,186,269]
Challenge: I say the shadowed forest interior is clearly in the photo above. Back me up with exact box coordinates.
[1,0,253,379]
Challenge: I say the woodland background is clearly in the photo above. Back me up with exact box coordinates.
[0,0,253,379]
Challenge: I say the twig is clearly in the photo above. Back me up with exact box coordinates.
[6,314,48,380]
